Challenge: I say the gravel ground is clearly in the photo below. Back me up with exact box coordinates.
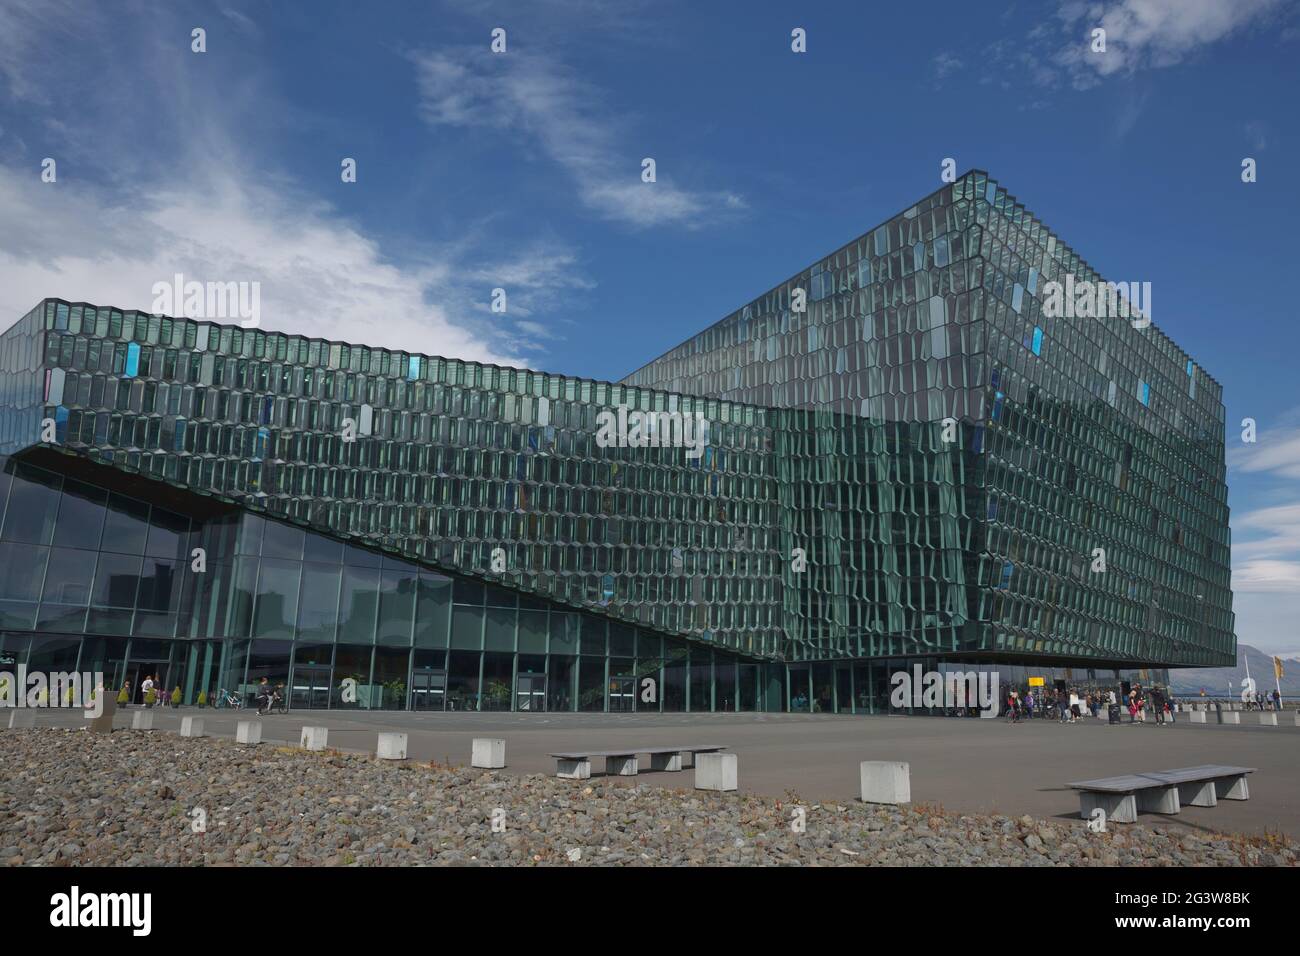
[1,728,1294,866]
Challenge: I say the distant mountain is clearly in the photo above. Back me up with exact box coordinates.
[1167,644,1300,697]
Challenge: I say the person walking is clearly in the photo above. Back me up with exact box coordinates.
[255,677,272,716]
[1024,690,1035,720]
[140,674,154,708]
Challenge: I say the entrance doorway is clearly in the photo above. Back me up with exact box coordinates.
[608,676,635,712]
[126,663,171,707]
[291,665,331,710]
[515,673,546,711]
[410,670,447,711]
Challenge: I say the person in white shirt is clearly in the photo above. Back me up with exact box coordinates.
[140,676,154,706]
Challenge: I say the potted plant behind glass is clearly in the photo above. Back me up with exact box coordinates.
[485,679,511,711]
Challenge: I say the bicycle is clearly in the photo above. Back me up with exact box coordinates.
[257,689,287,716]
[217,688,244,710]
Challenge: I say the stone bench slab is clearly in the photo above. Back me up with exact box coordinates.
[551,745,726,778]
[549,745,726,759]
[1070,765,1253,821]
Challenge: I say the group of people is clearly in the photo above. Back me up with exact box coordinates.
[1002,682,1179,724]
[1241,689,1284,711]
[117,675,179,708]
[254,677,286,715]
[1121,683,1179,724]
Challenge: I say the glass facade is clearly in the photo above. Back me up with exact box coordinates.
[0,456,753,710]
[626,170,1234,670]
[0,171,1235,712]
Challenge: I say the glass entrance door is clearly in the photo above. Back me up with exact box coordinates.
[608,676,635,712]
[515,673,546,711]
[291,665,331,710]
[411,670,447,711]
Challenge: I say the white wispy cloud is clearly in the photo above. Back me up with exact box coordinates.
[0,162,534,365]
[1228,409,1300,479]
[932,52,964,83]
[460,243,594,320]
[977,0,1286,95]
[0,0,90,104]
[0,3,592,364]
[1054,0,1287,88]
[413,47,745,229]
[1244,120,1269,151]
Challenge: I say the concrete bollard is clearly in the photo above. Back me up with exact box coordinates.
[179,716,204,738]
[860,760,911,805]
[300,726,329,751]
[376,732,407,760]
[1221,711,1240,724]
[1189,710,1207,723]
[132,710,155,731]
[7,710,37,729]
[87,693,116,734]
[694,752,737,792]
[1259,712,1278,726]
[236,720,262,745]
[471,738,506,769]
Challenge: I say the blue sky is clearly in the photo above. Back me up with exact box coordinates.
[1,0,1298,655]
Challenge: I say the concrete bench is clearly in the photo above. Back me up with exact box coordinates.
[1068,765,1254,823]
[550,745,727,779]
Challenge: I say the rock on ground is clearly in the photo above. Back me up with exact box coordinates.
[0,728,1294,867]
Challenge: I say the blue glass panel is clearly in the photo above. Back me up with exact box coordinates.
[125,342,140,377]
